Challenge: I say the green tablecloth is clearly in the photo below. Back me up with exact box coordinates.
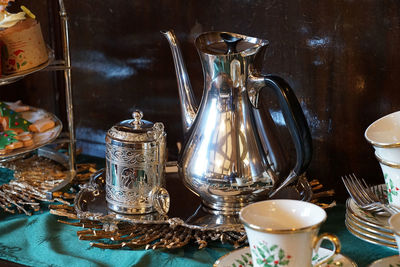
[0,209,230,267]
[0,166,397,266]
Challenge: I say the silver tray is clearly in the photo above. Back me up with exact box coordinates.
[74,168,313,232]
[0,104,63,162]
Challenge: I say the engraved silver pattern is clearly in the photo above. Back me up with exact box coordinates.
[106,143,157,167]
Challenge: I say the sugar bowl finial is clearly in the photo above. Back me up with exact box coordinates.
[131,110,144,127]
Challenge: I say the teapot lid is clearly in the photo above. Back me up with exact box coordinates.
[107,110,165,143]
[195,31,268,56]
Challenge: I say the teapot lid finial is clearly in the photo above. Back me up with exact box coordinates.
[220,33,243,54]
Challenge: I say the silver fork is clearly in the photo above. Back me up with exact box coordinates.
[372,184,388,204]
[341,173,400,215]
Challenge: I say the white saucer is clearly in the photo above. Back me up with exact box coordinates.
[213,246,357,267]
[367,255,400,266]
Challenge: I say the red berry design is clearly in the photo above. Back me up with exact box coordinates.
[14,122,19,126]
[13,49,24,56]
[274,260,279,264]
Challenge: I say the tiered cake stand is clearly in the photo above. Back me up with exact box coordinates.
[0,0,76,198]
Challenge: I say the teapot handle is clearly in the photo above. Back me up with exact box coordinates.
[249,74,312,197]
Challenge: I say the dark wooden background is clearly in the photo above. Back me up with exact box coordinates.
[2,0,400,203]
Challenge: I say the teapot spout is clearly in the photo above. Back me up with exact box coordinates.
[161,30,198,135]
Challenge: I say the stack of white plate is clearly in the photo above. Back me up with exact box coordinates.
[345,187,397,250]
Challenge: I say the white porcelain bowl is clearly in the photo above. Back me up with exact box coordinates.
[365,111,400,164]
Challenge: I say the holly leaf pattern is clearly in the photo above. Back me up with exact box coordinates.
[251,242,291,267]
[230,251,253,267]
[257,247,266,259]
[279,249,285,260]
[269,245,278,251]
[385,173,400,203]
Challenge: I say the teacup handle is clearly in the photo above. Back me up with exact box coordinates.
[312,233,341,266]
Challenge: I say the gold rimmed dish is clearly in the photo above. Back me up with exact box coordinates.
[367,255,400,267]
[345,218,397,249]
[213,246,357,267]
[346,196,390,230]
[346,213,395,240]
[345,215,396,246]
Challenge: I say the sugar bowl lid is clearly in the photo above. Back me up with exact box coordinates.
[107,110,165,143]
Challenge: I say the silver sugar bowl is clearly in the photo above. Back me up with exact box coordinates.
[105,110,169,215]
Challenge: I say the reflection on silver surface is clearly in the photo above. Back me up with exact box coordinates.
[163,30,312,214]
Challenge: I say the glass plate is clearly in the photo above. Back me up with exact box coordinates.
[0,104,62,162]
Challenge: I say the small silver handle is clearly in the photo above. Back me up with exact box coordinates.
[149,187,170,215]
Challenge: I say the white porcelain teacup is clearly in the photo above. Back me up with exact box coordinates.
[389,213,400,254]
[375,152,400,208]
[365,111,400,164]
[365,111,400,208]
[239,199,340,267]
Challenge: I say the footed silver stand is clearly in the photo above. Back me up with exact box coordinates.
[74,168,313,232]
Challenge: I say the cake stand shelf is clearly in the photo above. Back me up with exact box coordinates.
[0,56,52,86]
[0,0,76,198]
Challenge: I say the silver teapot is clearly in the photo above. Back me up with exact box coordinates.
[105,110,169,215]
[162,30,312,214]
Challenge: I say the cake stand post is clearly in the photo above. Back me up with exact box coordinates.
[44,0,76,197]
[58,0,76,177]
